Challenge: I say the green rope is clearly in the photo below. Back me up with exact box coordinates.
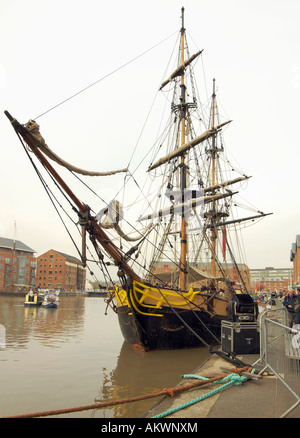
[152,371,255,419]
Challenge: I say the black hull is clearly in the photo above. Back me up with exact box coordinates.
[117,304,226,351]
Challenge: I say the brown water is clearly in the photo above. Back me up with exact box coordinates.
[0,295,211,418]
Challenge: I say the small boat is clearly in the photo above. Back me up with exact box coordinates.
[42,292,59,308]
[24,290,44,307]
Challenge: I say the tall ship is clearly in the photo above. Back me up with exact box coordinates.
[5,8,271,351]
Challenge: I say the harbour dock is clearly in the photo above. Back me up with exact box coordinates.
[143,351,300,418]
[143,306,300,419]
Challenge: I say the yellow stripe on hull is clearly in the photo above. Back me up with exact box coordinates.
[114,280,228,317]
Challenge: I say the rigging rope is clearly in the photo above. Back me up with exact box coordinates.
[25,120,128,177]
[155,286,221,347]
[34,31,178,120]
[15,127,113,287]
[15,131,83,260]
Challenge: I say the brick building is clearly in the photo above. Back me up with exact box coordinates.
[0,237,36,291]
[290,235,300,286]
[249,267,292,293]
[37,249,86,292]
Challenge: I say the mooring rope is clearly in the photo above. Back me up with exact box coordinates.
[1,368,254,418]
[152,368,255,418]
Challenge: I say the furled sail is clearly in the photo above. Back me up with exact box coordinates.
[25,120,128,176]
[138,190,237,222]
[148,121,231,171]
[159,50,203,90]
[96,199,154,241]
[187,265,224,282]
[204,176,251,193]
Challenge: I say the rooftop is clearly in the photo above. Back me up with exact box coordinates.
[38,249,84,266]
[0,237,35,253]
[55,250,83,265]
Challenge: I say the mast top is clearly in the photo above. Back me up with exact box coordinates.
[181,7,185,34]
[213,78,216,98]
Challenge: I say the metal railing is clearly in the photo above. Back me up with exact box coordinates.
[256,306,300,417]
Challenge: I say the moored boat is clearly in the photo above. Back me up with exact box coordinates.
[42,292,59,308]
[5,8,271,351]
[24,290,44,307]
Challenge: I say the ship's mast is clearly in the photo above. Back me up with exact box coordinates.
[179,7,187,290]
[208,80,226,281]
[211,78,217,278]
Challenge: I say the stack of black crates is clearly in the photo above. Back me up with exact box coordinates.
[221,294,260,355]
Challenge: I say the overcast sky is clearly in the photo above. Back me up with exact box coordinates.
[1,0,300,273]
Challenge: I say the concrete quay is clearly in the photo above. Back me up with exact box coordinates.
[143,353,300,419]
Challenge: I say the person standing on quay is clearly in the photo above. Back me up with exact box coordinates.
[283,289,297,327]
[295,288,300,324]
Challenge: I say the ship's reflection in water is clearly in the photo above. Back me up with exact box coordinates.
[0,295,211,418]
[98,342,211,418]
